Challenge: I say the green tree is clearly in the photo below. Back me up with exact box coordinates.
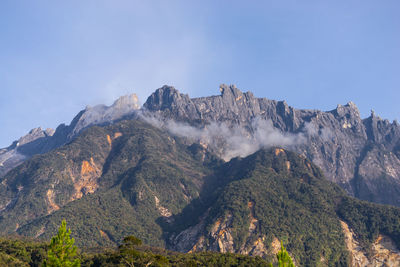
[43,219,80,267]
[118,235,170,267]
[276,241,295,267]
[118,236,142,267]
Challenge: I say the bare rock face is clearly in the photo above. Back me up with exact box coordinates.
[0,94,140,178]
[144,84,400,207]
[0,127,54,177]
[171,207,290,263]
[171,211,271,258]
[341,220,400,266]
[68,93,140,138]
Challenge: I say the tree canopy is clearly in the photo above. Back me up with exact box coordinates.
[43,219,80,267]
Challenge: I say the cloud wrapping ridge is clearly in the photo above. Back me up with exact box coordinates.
[140,113,306,161]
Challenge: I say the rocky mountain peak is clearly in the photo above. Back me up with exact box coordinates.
[331,101,361,119]
[0,127,57,177]
[112,93,140,110]
[66,93,141,139]
[362,109,400,145]
[219,84,243,98]
[143,85,191,111]
[17,127,55,147]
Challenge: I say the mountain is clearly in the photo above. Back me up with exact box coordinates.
[143,84,400,207]
[3,85,400,208]
[0,94,140,178]
[2,85,400,265]
[1,117,400,266]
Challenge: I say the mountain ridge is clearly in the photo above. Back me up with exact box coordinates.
[143,84,400,207]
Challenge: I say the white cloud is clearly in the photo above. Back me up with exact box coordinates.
[141,113,305,161]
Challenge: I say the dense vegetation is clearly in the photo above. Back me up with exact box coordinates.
[0,237,272,266]
[0,237,47,266]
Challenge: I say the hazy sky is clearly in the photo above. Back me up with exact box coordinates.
[1,1,399,148]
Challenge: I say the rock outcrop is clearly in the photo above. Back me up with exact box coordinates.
[0,127,54,177]
[341,220,400,266]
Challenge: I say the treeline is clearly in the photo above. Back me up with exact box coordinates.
[0,237,273,266]
[0,219,296,267]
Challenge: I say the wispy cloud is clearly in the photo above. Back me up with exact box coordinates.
[140,113,305,161]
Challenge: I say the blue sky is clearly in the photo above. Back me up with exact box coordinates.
[1,1,399,147]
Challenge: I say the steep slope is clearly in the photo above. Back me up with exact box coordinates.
[143,84,400,207]
[0,94,140,178]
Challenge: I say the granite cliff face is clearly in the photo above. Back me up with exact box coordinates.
[144,84,400,206]
[0,94,140,178]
